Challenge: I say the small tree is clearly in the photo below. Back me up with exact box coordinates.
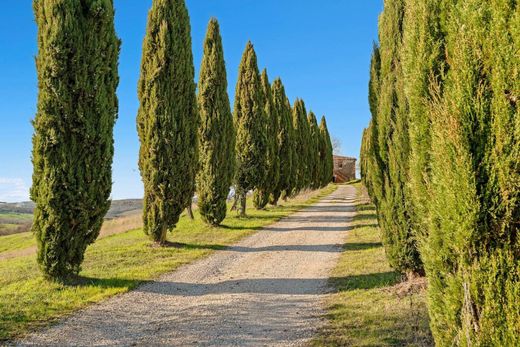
[233,42,267,216]
[196,18,235,226]
[31,0,120,279]
[137,0,198,243]
[270,78,294,205]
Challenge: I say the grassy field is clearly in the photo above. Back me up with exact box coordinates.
[313,183,433,346]
[0,213,32,236]
[0,185,336,342]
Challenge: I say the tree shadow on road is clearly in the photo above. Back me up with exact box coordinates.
[133,272,400,296]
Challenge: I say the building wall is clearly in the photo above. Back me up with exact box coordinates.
[333,156,356,183]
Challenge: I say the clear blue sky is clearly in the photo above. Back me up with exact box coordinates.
[0,1,382,202]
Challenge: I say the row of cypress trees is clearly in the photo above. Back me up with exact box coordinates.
[361,0,519,345]
[31,0,334,280]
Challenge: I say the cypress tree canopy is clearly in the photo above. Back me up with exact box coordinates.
[31,0,120,279]
[270,78,293,205]
[253,69,279,209]
[292,98,311,193]
[196,18,234,226]
[137,0,198,243]
[233,41,267,216]
[372,0,423,276]
[319,116,333,187]
[307,111,321,189]
[363,0,520,343]
[420,0,520,343]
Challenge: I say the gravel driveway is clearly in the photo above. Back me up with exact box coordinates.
[18,185,356,346]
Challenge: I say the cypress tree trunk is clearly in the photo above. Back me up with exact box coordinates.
[253,69,279,209]
[233,42,267,217]
[196,19,235,226]
[137,0,198,243]
[270,78,294,205]
[31,0,120,280]
[319,116,333,187]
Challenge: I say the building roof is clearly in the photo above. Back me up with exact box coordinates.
[333,155,357,161]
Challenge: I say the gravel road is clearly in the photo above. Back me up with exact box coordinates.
[18,185,356,346]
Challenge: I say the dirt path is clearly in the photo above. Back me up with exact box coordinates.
[18,185,356,346]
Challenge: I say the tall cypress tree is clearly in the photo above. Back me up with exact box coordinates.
[270,78,293,205]
[31,0,120,279]
[233,42,267,216]
[402,0,448,240]
[421,0,520,344]
[292,99,311,193]
[366,44,384,207]
[319,116,333,187]
[372,0,423,277]
[253,69,279,209]
[137,0,198,243]
[307,111,321,189]
[196,18,234,226]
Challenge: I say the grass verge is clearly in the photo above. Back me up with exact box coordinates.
[312,183,433,346]
[0,185,336,342]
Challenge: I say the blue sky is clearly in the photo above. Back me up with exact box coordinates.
[0,1,382,202]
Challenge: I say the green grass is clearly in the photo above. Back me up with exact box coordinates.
[0,185,336,342]
[0,232,34,254]
[313,183,433,347]
[0,213,32,221]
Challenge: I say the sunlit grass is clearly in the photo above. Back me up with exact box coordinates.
[0,185,336,341]
[313,182,432,346]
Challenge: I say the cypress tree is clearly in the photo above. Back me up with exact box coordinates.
[374,0,423,276]
[233,42,267,216]
[360,125,369,187]
[307,111,321,189]
[253,69,279,209]
[319,116,333,187]
[196,18,234,226]
[137,0,198,243]
[292,99,311,193]
[270,78,294,205]
[402,0,448,240]
[365,44,384,207]
[421,0,520,344]
[31,0,120,279]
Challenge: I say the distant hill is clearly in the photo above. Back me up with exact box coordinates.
[0,199,143,219]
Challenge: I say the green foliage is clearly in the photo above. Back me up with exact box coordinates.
[307,112,321,189]
[370,0,423,276]
[233,42,267,216]
[31,0,120,279]
[421,1,520,344]
[292,99,311,193]
[402,0,448,238]
[319,116,333,187]
[196,19,235,226]
[137,0,198,242]
[269,79,294,205]
[364,0,520,344]
[253,69,279,209]
[365,45,383,207]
